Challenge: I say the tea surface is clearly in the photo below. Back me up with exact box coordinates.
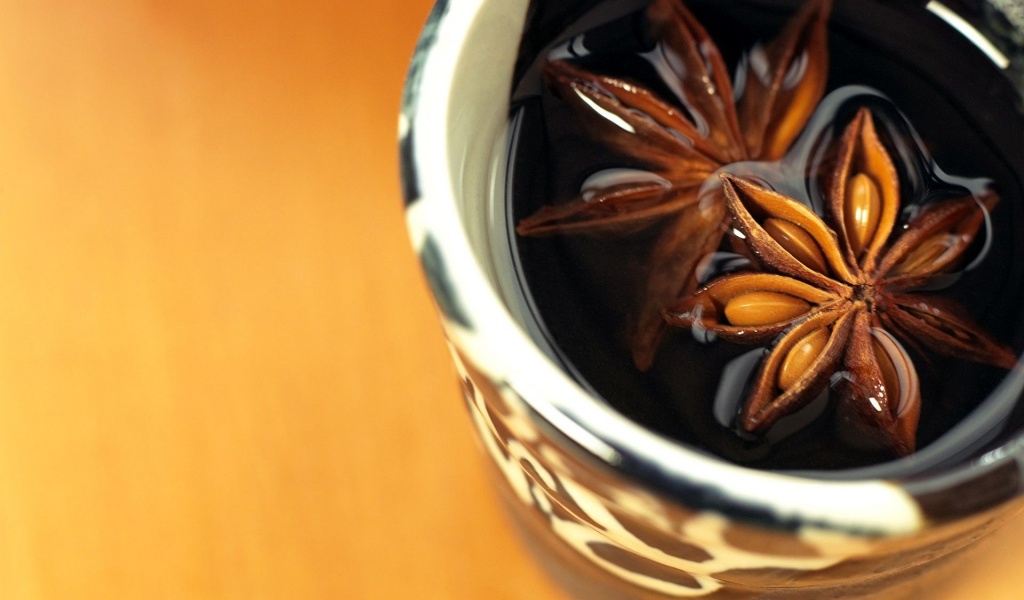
[510,0,1024,472]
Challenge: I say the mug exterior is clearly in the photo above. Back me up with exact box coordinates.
[399,1,1024,597]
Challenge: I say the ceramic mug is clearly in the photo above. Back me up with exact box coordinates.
[399,1,1024,597]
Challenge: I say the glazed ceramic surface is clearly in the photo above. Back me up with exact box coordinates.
[399,0,1024,597]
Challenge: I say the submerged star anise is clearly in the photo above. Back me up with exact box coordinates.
[664,108,1016,455]
[517,0,832,370]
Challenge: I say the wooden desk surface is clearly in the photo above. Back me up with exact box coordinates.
[0,0,1017,597]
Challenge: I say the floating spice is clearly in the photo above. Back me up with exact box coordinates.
[517,0,832,370]
[664,109,1015,455]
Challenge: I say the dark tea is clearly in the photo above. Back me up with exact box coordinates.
[508,0,1024,472]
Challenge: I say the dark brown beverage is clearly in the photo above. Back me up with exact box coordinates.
[508,0,1024,472]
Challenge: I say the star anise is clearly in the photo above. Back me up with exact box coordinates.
[664,108,1016,455]
[517,0,832,370]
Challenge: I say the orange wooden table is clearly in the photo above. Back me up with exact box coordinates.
[0,0,1017,598]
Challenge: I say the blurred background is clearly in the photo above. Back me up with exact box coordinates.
[0,0,1018,598]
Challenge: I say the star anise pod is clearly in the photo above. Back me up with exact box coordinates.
[517,0,832,370]
[664,108,1016,456]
